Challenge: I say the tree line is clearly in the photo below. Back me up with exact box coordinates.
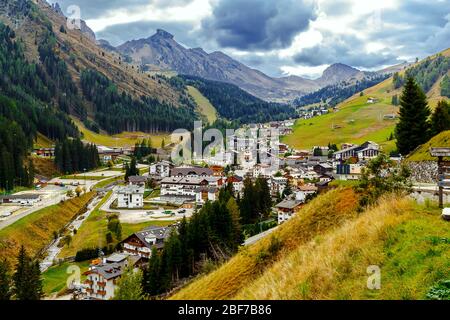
[0,22,81,190]
[180,75,297,124]
[80,69,198,134]
[295,74,389,108]
[54,138,100,174]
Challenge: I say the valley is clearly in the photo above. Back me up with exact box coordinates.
[0,0,449,305]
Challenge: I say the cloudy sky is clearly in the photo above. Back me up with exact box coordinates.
[48,0,450,79]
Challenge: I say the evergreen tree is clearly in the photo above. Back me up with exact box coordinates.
[114,266,144,300]
[13,246,43,300]
[143,248,162,296]
[0,259,11,300]
[395,77,431,155]
[125,157,139,180]
[430,100,450,136]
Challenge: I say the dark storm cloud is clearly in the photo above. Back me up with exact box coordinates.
[202,0,318,50]
[293,33,401,69]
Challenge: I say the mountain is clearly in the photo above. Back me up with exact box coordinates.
[0,0,198,132]
[50,2,96,41]
[316,63,362,86]
[115,29,323,102]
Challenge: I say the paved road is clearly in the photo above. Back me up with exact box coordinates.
[0,192,66,231]
[244,226,279,246]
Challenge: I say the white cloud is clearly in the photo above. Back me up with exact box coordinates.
[280,64,329,79]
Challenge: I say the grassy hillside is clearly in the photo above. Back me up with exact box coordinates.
[187,85,218,124]
[283,77,399,152]
[171,192,449,300]
[171,188,359,300]
[407,130,450,162]
[0,192,95,264]
[31,156,61,178]
[283,48,450,152]
[73,118,168,148]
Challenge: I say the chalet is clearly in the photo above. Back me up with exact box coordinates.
[367,97,378,104]
[160,177,221,204]
[117,185,144,208]
[275,200,303,224]
[171,167,214,178]
[121,226,172,259]
[149,160,173,178]
[82,253,138,300]
[227,175,244,196]
[97,146,123,163]
[313,163,333,175]
[128,175,147,186]
[295,184,318,202]
[333,141,380,161]
[0,194,40,206]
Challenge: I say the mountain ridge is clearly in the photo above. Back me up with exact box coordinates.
[114,29,380,102]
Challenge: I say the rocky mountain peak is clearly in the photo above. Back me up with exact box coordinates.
[154,29,174,40]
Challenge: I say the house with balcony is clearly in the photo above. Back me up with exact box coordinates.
[121,226,173,259]
[82,253,130,300]
[149,160,173,178]
[275,200,303,224]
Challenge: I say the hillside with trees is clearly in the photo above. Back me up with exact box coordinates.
[180,75,297,124]
[294,74,389,108]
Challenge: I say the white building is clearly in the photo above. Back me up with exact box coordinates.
[0,194,41,206]
[275,200,303,224]
[149,160,173,178]
[160,177,221,204]
[117,185,144,208]
[82,253,132,300]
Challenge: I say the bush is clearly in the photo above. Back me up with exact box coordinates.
[75,248,99,262]
[426,280,450,300]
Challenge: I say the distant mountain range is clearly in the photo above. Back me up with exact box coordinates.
[100,29,386,102]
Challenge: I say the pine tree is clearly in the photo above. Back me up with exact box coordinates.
[226,197,243,248]
[114,266,144,300]
[0,259,11,300]
[430,100,450,136]
[13,246,43,300]
[143,248,162,296]
[395,77,431,155]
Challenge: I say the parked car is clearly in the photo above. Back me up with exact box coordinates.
[178,209,186,214]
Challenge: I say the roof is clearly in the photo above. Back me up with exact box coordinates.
[128,176,148,183]
[117,185,144,194]
[299,184,318,192]
[161,177,208,185]
[87,263,124,280]
[0,194,40,200]
[124,226,173,250]
[171,167,214,177]
[105,253,129,264]
[275,200,302,210]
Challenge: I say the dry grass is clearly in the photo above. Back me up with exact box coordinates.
[31,156,61,178]
[235,195,413,299]
[171,192,449,300]
[0,192,95,264]
[170,188,359,300]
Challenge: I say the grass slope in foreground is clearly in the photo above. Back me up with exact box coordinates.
[72,118,168,148]
[171,190,449,300]
[283,77,399,153]
[187,85,218,124]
